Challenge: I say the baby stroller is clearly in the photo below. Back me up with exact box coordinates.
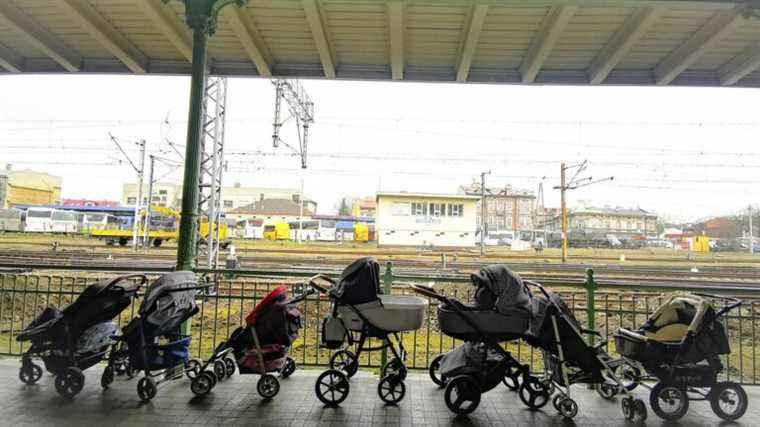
[614,293,747,421]
[310,257,427,406]
[106,271,208,402]
[523,280,647,421]
[410,265,537,415]
[16,274,146,399]
[189,284,315,399]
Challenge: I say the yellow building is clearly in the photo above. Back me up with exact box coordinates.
[1,168,62,208]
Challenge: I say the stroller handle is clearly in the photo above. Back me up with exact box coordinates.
[692,292,742,317]
[409,284,449,304]
[523,279,550,298]
[106,273,149,293]
[307,274,335,294]
[287,286,318,305]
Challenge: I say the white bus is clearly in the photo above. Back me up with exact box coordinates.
[315,219,337,241]
[82,213,121,232]
[51,210,81,234]
[25,207,54,232]
[289,220,319,241]
[237,218,264,239]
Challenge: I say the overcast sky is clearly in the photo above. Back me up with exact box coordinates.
[1,74,759,222]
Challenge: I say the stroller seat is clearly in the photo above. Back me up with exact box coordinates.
[337,294,427,332]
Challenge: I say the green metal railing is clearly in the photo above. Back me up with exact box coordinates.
[1,265,759,384]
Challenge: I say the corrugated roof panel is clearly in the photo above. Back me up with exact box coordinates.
[472,6,546,70]
[405,4,468,68]
[322,1,387,66]
[249,0,320,65]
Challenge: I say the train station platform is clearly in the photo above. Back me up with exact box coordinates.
[1,359,757,427]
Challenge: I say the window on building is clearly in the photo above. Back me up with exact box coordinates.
[412,202,425,216]
[430,203,443,217]
[520,216,531,227]
[449,204,463,217]
[223,200,233,209]
[127,197,136,205]
[158,189,168,195]
[392,202,410,216]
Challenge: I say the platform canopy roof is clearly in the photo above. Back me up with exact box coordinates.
[1,1,760,87]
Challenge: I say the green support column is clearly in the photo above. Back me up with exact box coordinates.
[380,261,393,370]
[175,0,248,337]
[585,268,596,345]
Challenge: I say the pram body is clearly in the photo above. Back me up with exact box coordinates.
[16,274,145,398]
[105,271,207,402]
[311,258,427,406]
[189,284,313,399]
[614,293,747,421]
[412,265,536,416]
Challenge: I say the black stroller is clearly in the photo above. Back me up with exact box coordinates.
[410,265,537,415]
[105,271,208,402]
[310,257,428,406]
[614,293,747,421]
[16,274,146,398]
[189,284,314,399]
[524,280,647,421]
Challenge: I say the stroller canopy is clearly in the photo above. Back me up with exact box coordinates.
[331,257,382,305]
[470,265,532,314]
[246,285,289,325]
[642,293,714,342]
[140,271,199,333]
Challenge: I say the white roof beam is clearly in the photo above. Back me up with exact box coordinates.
[456,4,489,83]
[0,1,81,72]
[719,41,760,86]
[588,7,662,84]
[387,1,404,80]
[56,0,148,73]
[225,5,272,76]
[654,9,742,85]
[136,0,192,62]
[0,42,23,73]
[302,0,335,79]
[520,6,577,83]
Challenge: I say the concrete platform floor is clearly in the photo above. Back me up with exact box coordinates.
[2,359,757,427]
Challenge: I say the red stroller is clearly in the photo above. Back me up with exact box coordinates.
[190,284,313,399]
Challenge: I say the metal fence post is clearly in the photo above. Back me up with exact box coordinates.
[585,268,596,345]
[380,261,393,370]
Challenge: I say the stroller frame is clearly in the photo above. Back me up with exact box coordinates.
[18,273,147,399]
[309,274,411,407]
[616,293,747,422]
[189,286,316,399]
[411,284,532,416]
[105,280,213,402]
[525,280,647,421]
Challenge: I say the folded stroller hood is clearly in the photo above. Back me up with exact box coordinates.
[140,271,199,331]
[644,293,713,338]
[331,257,382,305]
[471,265,532,314]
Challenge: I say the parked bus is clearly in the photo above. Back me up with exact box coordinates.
[25,207,54,232]
[51,210,82,234]
[264,222,290,240]
[315,219,337,241]
[289,220,319,241]
[82,213,121,232]
[237,218,264,239]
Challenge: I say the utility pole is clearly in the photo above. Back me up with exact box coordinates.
[143,155,156,247]
[554,161,613,263]
[298,178,304,243]
[131,139,146,250]
[560,163,568,262]
[750,205,754,254]
[480,170,490,256]
[271,79,315,169]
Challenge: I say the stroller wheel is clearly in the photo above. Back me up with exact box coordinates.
[19,362,43,385]
[213,360,227,381]
[710,381,748,421]
[595,382,618,400]
[280,357,296,379]
[381,358,407,381]
[650,382,689,421]
[315,369,350,407]
[633,398,648,422]
[616,363,640,392]
[558,398,578,419]
[257,374,280,400]
[185,359,202,379]
[621,396,633,420]
[330,350,358,378]
[55,367,85,399]
[101,365,115,389]
[378,374,406,405]
[224,357,236,377]
[501,366,520,392]
[191,371,216,397]
[518,376,550,411]
[552,394,564,412]
[137,377,158,402]
[444,375,481,416]
[429,354,447,388]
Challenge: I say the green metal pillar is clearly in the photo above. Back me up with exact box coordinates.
[380,261,393,370]
[175,0,247,273]
[585,268,596,345]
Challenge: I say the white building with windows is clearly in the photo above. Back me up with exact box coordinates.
[375,192,479,247]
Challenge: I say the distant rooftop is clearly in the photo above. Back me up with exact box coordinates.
[377,191,481,200]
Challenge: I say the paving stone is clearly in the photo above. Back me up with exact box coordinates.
[1,359,758,426]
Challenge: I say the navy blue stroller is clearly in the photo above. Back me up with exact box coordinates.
[17,274,146,399]
[105,271,208,402]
